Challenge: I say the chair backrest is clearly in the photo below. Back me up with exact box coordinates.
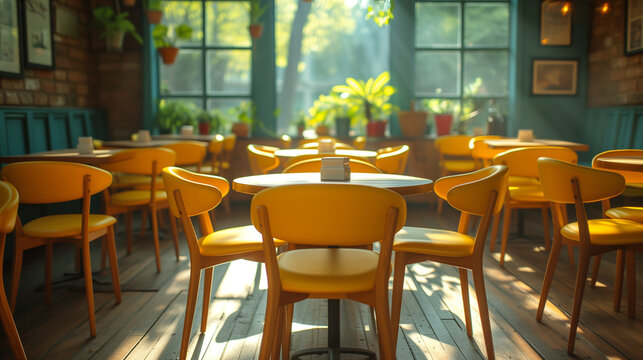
[1,161,112,204]
[247,144,280,175]
[592,149,643,184]
[469,135,504,169]
[223,134,237,152]
[161,141,207,166]
[435,135,472,157]
[282,158,382,173]
[280,134,292,148]
[353,136,366,150]
[301,142,355,150]
[285,153,370,168]
[251,184,406,247]
[208,134,225,155]
[162,167,227,218]
[0,181,19,235]
[538,157,625,204]
[100,148,176,176]
[297,136,339,147]
[253,144,280,154]
[493,146,577,178]
[375,145,410,174]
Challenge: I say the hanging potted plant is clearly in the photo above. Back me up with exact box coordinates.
[92,6,142,52]
[247,0,269,39]
[152,24,193,65]
[144,0,164,24]
[124,0,136,6]
[230,101,255,138]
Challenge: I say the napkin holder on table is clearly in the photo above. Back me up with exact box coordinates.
[321,157,350,181]
[137,129,152,142]
[517,129,534,142]
[318,139,336,154]
[77,136,94,154]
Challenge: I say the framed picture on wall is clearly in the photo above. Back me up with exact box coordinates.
[532,59,578,95]
[626,0,643,55]
[23,0,54,69]
[540,0,572,46]
[0,0,23,77]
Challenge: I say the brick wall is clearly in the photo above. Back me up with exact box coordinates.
[588,0,643,106]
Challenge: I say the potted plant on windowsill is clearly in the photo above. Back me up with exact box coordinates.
[196,109,224,135]
[247,0,269,39]
[230,101,255,138]
[152,24,193,65]
[156,100,198,134]
[398,100,428,138]
[424,99,456,136]
[308,93,353,138]
[144,0,163,24]
[92,6,142,52]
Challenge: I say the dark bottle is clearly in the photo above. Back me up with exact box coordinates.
[486,99,505,136]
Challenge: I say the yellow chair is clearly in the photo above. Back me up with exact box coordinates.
[101,148,178,272]
[375,144,410,174]
[469,135,504,169]
[0,181,26,360]
[252,184,406,359]
[300,141,355,150]
[535,158,643,355]
[247,144,280,175]
[162,167,285,360]
[297,136,339,147]
[162,141,207,172]
[280,134,293,148]
[1,162,121,337]
[353,136,366,150]
[284,153,370,168]
[392,165,508,360]
[434,135,475,213]
[198,134,225,174]
[282,158,382,173]
[492,146,577,266]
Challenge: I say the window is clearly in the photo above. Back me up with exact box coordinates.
[158,1,251,120]
[415,1,510,133]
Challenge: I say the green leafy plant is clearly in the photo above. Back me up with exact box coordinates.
[307,93,353,127]
[156,100,198,133]
[143,0,163,10]
[231,101,256,124]
[152,24,193,48]
[246,0,269,25]
[366,0,394,27]
[332,71,397,125]
[196,109,223,133]
[92,6,142,44]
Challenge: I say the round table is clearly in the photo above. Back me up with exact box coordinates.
[274,149,377,159]
[594,156,643,172]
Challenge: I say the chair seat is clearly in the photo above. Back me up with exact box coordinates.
[23,214,116,238]
[606,206,643,223]
[278,248,379,294]
[198,225,286,256]
[561,219,643,245]
[443,160,476,173]
[394,226,474,257]
[509,176,540,187]
[509,186,547,202]
[110,190,167,206]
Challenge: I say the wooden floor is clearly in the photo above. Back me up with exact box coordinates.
[1,200,641,359]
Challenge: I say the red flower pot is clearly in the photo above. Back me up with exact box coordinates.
[366,120,386,137]
[158,47,179,65]
[147,10,163,24]
[198,122,210,135]
[249,24,263,39]
[434,114,453,136]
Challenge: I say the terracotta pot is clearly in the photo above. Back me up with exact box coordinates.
[106,31,124,52]
[198,122,210,135]
[435,114,453,136]
[315,125,329,136]
[231,122,250,137]
[249,24,263,39]
[147,10,163,24]
[158,47,179,64]
[123,0,136,6]
[366,120,386,137]
[398,110,428,138]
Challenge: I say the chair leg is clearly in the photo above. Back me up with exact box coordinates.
[541,207,550,251]
[614,250,625,312]
[459,268,473,338]
[625,250,636,318]
[0,281,26,360]
[499,204,512,267]
[281,303,293,359]
[271,306,285,359]
[9,244,23,311]
[179,267,201,360]
[151,207,162,273]
[567,250,591,355]
[390,252,407,348]
[44,243,53,306]
[169,216,180,261]
[201,267,213,333]
[106,226,121,304]
[472,265,494,360]
[374,283,395,360]
[590,255,602,287]
[259,288,280,360]
[125,211,133,255]
[489,214,500,252]
[537,236,563,322]
[81,242,97,337]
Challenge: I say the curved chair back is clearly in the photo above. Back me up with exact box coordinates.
[0,181,19,235]
[223,134,237,152]
[592,149,643,184]
[282,158,382,173]
[375,145,410,174]
[161,141,207,167]
[493,146,577,178]
[280,134,292,148]
[1,162,112,204]
[162,167,225,219]
[253,144,280,154]
[435,135,472,157]
[208,134,225,155]
[251,184,406,247]
[538,158,625,204]
[301,142,355,150]
[285,153,370,168]
[297,136,339,147]
[469,135,504,169]
[101,148,176,176]
[247,144,279,175]
[353,136,367,150]
[443,165,508,216]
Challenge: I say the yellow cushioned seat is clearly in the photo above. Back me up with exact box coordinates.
[561,219,643,245]
[23,214,117,238]
[443,159,476,173]
[110,190,167,206]
[394,226,475,257]
[606,206,643,223]
[277,248,379,294]
[198,225,286,257]
[509,186,546,202]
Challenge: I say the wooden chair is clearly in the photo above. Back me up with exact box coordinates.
[162,167,285,360]
[391,165,508,360]
[434,135,475,213]
[300,141,355,150]
[280,134,293,148]
[282,157,382,173]
[247,144,280,175]
[284,153,370,168]
[375,144,410,174]
[0,181,26,359]
[297,136,339,147]
[353,136,367,150]
[101,148,178,272]
[162,141,207,172]
[469,135,504,169]
[252,184,406,359]
[535,158,643,354]
[1,162,121,337]
[492,146,577,265]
